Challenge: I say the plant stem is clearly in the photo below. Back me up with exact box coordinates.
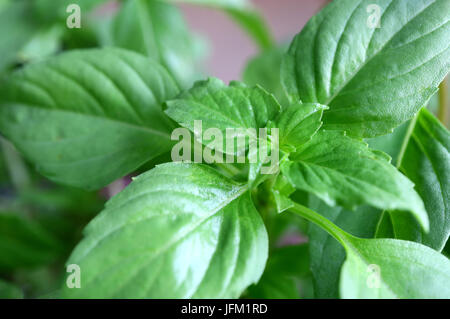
[396,113,418,168]
[438,77,448,127]
[0,137,31,192]
[288,202,349,247]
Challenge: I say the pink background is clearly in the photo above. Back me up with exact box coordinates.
[179,0,330,82]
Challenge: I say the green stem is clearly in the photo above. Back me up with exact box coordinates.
[288,201,349,247]
[438,78,448,127]
[396,112,419,168]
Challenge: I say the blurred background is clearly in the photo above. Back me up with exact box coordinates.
[180,0,329,82]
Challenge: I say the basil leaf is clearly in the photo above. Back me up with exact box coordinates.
[166,78,280,131]
[308,197,382,298]
[170,0,274,49]
[247,244,310,299]
[0,48,180,189]
[290,202,450,298]
[389,108,450,251]
[166,77,280,154]
[340,236,450,298]
[105,0,204,88]
[0,212,62,271]
[273,102,327,152]
[282,0,450,137]
[62,163,268,298]
[281,130,428,229]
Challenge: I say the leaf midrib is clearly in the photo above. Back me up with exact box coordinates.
[3,101,171,139]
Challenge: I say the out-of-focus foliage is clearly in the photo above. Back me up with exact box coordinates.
[246,244,311,299]
[243,45,290,108]
[97,0,206,88]
[0,279,23,299]
[169,0,274,49]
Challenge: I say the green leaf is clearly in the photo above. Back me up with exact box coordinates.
[340,236,450,298]
[271,174,295,213]
[308,197,382,298]
[165,77,280,154]
[0,1,36,72]
[104,0,205,88]
[62,163,268,298]
[0,151,7,186]
[0,48,180,189]
[272,102,327,152]
[166,78,280,131]
[243,45,290,108]
[367,120,410,164]
[388,108,450,251]
[0,280,23,299]
[281,130,428,229]
[282,0,450,137]
[17,25,63,63]
[247,244,310,299]
[289,202,450,299]
[0,212,62,272]
[170,0,274,49]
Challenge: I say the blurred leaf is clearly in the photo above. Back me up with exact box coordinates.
[170,0,273,49]
[17,25,64,63]
[20,185,103,216]
[32,0,109,24]
[367,121,410,165]
[0,212,62,272]
[243,45,290,107]
[247,244,310,299]
[18,186,104,250]
[0,48,180,190]
[0,279,23,299]
[308,197,381,298]
[0,1,36,72]
[103,0,205,88]
[0,149,8,186]
[0,137,31,192]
